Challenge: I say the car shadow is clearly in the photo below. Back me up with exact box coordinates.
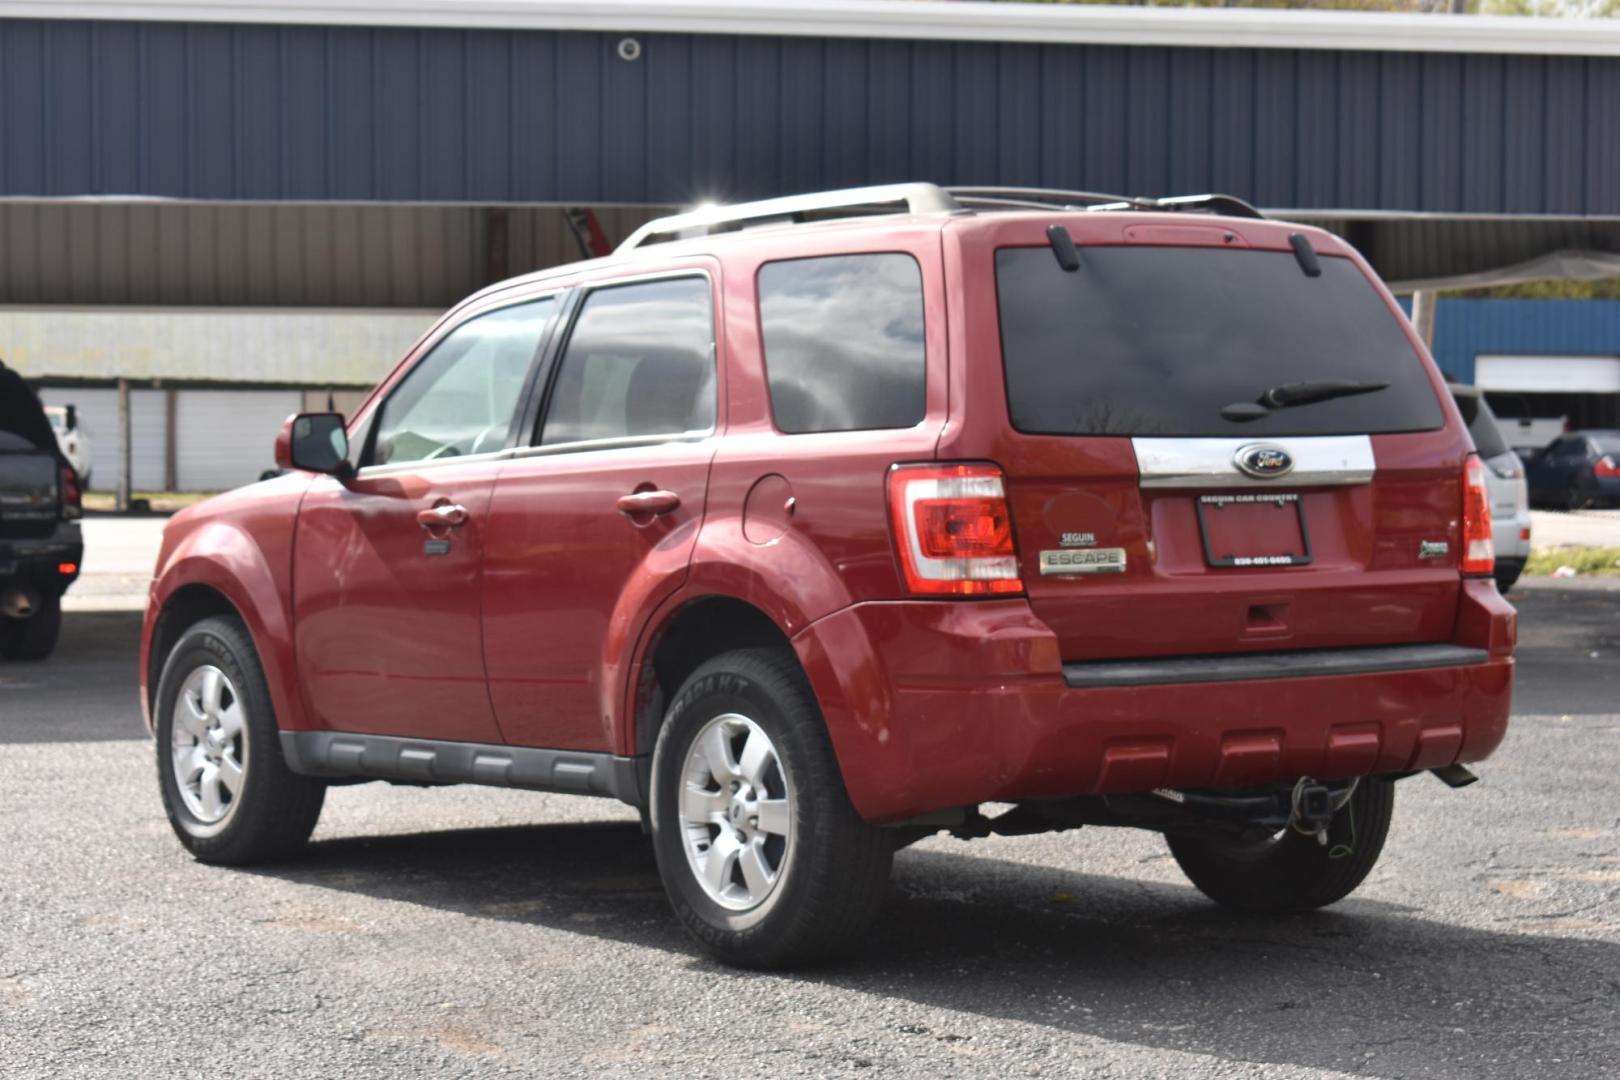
[250,819,1620,1078]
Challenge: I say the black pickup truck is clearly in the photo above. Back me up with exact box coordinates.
[1,372,83,661]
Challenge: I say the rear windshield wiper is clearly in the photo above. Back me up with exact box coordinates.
[1221,379,1389,423]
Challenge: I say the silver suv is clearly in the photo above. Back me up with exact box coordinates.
[1451,384,1530,592]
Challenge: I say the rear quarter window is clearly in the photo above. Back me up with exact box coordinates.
[995,245,1445,438]
[757,253,925,434]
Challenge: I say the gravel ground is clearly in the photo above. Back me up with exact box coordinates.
[2,590,1617,1078]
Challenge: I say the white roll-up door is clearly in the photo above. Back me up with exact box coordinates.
[175,390,301,492]
[1475,355,1620,394]
[38,387,168,491]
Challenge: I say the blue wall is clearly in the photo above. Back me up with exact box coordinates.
[1427,300,1620,383]
[2,17,1618,213]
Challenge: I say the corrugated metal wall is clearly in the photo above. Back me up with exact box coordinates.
[0,202,660,306]
[2,18,1617,215]
[1428,299,1620,384]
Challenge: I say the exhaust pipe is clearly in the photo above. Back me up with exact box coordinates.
[1,585,41,620]
[1431,764,1480,789]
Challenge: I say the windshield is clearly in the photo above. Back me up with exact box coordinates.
[995,246,1445,437]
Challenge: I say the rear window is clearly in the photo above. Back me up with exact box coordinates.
[1452,390,1510,459]
[995,246,1445,437]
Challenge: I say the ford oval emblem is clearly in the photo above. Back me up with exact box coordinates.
[1234,443,1294,479]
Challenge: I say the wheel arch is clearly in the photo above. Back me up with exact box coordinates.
[627,594,795,764]
[145,582,243,714]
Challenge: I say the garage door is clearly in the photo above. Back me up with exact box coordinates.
[1475,355,1620,394]
[175,390,302,491]
[38,387,168,492]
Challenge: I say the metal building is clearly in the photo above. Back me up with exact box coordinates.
[2,0,1618,490]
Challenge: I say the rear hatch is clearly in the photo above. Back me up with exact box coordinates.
[987,234,1463,661]
[0,431,61,542]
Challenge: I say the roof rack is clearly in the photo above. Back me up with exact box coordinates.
[616,183,1267,253]
[948,186,1266,220]
[616,183,961,252]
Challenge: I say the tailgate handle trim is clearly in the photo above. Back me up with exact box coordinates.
[1063,644,1490,689]
[1132,435,1375,489]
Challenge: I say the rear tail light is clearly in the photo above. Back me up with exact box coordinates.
[887,463,1023,596]
[60,464,82,520]
[1595,455,1620,479]
[1461,454,1494,577]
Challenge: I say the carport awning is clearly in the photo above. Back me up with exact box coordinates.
[1476,355,1620,394]
[1278,211,1620,293]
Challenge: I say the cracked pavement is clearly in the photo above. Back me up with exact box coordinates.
[1,579,1617,1077]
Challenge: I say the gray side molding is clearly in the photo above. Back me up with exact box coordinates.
[1064,643,1490,689]
[280,731,643,807]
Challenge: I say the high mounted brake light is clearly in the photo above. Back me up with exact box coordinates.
[887,463,1023,596]
[1461,454,1494,577]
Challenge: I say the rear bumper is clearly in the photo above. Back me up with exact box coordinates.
[794,579,1514,823]
[0,524,83,592]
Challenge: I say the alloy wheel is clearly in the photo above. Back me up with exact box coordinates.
[677,713,794,911]
[170,665,247,825]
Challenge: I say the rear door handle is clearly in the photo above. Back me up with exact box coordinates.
[616,490,681,516]
[417,504,470,529]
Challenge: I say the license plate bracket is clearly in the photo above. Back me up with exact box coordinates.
[1194,492,1313,568]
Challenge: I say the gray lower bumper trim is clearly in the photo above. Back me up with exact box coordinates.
[1063,643,1492,689]
[280,731,642,807]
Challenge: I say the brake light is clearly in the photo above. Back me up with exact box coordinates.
[888,463,1023,596]
[1596,455,1620,479]
[60,464,82,520]
[1461,455,1494,576]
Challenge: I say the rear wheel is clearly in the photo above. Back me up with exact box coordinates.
[154,615,325,864]
[0,590,62,661]
[649,648,892,969]
[1166,776,1395,912]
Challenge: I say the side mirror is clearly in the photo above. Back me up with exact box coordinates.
[64,404,78,431]
[275,413,350,475]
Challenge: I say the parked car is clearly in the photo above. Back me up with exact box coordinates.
[1525,430,1620,511]
[1450,384,1531,591]
[44,404,92,487]
[140,184,1515,968]
[0,363,83,660]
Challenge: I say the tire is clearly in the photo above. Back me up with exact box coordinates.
[0,590,62,661]
[154,615,325,865]
[649,648,893,969]
[1166,776,1395,912]
[1495,564,1523,593]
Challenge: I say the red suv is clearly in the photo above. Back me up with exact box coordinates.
[142,184,1515,968]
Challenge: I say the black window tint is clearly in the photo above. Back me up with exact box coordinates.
[541,277,715,445]
[995,246,1445,437]
[758,254,925,433]
[1453,391,1509,459]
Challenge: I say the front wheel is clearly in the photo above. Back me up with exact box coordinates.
[154,615,326,864]
[649,648,892,969]
[1166,776,1395,912]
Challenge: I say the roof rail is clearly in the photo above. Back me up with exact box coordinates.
[616,183,962,253]
[947,186,1265,220]
[947,185,1148,210]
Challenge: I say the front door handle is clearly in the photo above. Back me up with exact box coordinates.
[417,503,470,529]
[616,490,681,517]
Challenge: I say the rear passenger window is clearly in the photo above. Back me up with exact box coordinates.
[541,277,715,446]
[758,254,925,433]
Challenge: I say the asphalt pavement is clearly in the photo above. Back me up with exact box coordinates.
[2,574,1618,1077]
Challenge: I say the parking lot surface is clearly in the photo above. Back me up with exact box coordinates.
[2,582,1618,1078]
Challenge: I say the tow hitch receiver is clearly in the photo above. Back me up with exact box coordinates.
[1290,781,1337,834]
